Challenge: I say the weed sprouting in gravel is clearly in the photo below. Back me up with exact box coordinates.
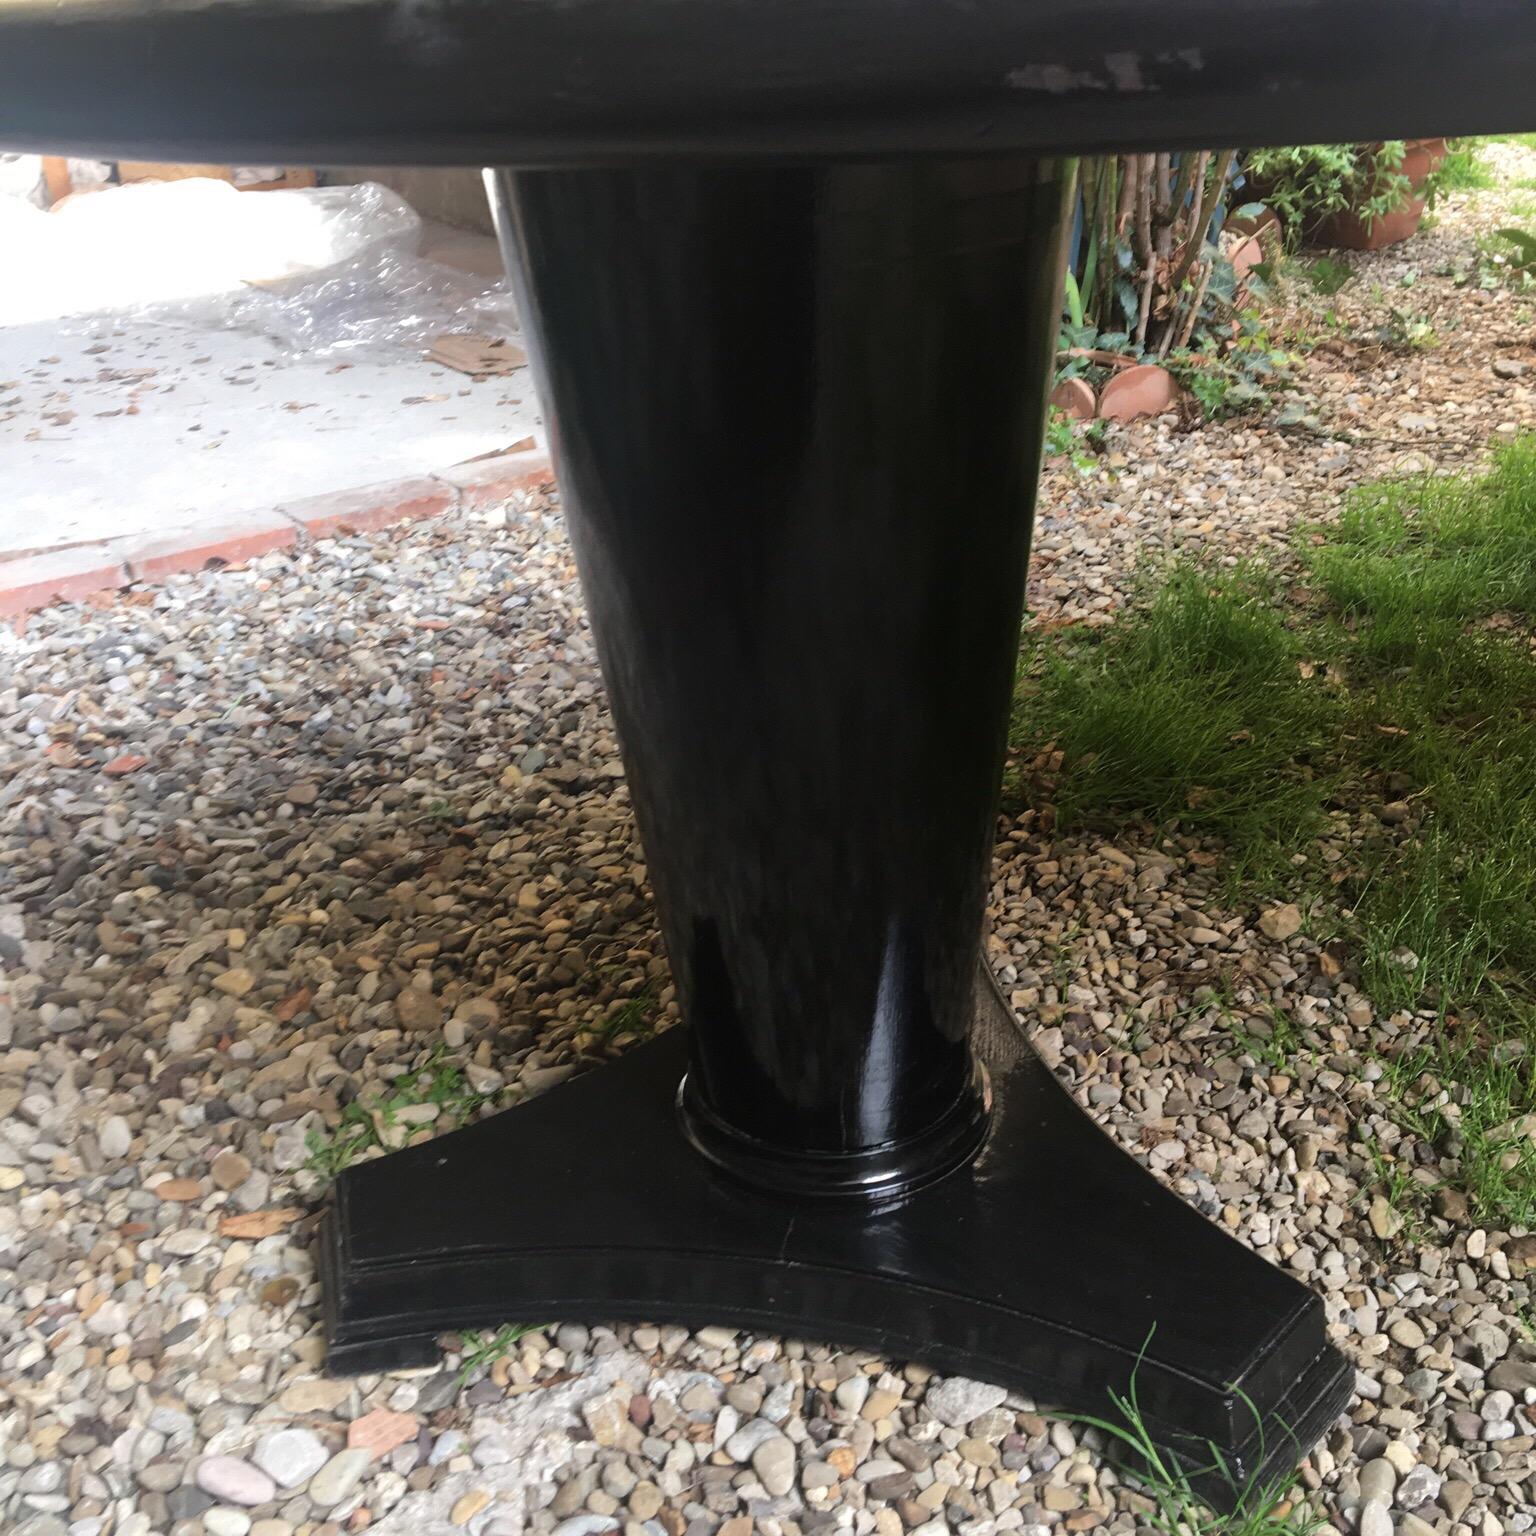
[455,1321,549,1388]
[1073,1345,1322,1536]
[304,1045,506,1179]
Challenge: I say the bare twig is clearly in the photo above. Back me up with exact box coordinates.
[1170,259,1214,354]
[1097,158,1119,324]
[1169,149,1234,293]
[1057,347,1142,369]
[1153,153,1175,261]
[1133,156,1156,349]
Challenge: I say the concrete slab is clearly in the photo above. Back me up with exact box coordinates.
[0,314,542,560]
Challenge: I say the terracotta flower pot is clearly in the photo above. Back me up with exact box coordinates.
[1049,376,1096,421]
[1403,137,1449,180]
[1312,198,1425,251]
[1311,137,1445,252]
[1098,363,1179,422]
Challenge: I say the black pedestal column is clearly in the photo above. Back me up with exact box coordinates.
[505,158,1064,1196]
[320,158,1350,1502]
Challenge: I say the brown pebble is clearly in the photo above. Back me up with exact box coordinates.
[259,1276,300,1308]
[347,1408,419,1459]
[153,1178,202,1202]
[211,1150,252,1191]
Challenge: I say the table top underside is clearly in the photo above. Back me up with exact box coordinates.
[1,0,1535,167]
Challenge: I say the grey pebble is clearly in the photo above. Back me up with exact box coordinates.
[194,1458,275,1509]
[751,1436,797,1498]
[252,1429,328,1490]
[923,1376,1009,1427]
[306,1449,371,1510]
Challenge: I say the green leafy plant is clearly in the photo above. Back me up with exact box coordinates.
[1475,227,1536,292]
[1305,256,1354,296]
[1377,308,1438,350]
[1060,153,1246,367]
[1102,152,1239,356]
[1044,407,1107,474]
[1046,406,1076,460]
[1243,142,1413,249]
[1492,226,1536,274]
[1165,320,1300,421]
[1056,155,1303,422]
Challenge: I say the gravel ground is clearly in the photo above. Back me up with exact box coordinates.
[4,153,1535,1536]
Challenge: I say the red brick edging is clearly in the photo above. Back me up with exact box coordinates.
[0,449,555,620]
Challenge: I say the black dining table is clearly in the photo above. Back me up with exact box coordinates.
[5,0,1534,1505]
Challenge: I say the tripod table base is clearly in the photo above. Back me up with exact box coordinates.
[320,973,1349,1506]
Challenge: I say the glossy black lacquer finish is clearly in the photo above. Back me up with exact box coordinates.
[497,159,1067,1190]
[2,0,1535,166]
[319,159,1353,1499]
[321,970,1353,1509]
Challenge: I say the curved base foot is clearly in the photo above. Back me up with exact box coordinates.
[319,980,1349,1508]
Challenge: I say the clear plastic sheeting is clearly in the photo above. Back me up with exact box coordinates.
[0,152,45,208]
[0,177,518,358]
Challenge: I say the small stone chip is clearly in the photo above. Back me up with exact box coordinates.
[450,1489,493,1526]
[1257,903,1302,941]
[212,967,256,997]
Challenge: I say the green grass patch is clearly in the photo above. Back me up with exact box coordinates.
[1434,142,1496,193]
[1012,437,1536,1226]
[588,985,660,1046]
[1379,1015,1536,1230]
[1014,562,1339,886]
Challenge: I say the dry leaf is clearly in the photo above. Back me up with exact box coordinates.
[219,1208,302,1239]
[454,435,537,465]
[274,987,313,1024]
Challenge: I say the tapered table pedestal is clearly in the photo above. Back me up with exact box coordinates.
[319,157,1352,1504]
